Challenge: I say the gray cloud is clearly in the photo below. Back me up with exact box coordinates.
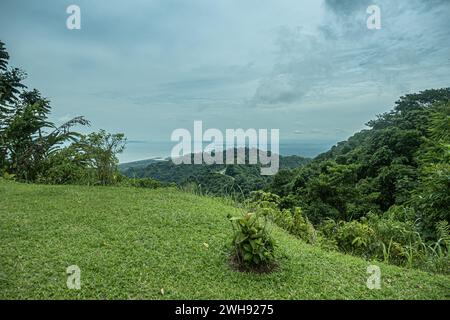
[324,0,372,15]
[0,0,449,161]
[251,0,450,107]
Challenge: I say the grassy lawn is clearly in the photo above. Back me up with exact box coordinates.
[0,179,449,299]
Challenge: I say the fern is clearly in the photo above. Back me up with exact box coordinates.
[434,221,450,258]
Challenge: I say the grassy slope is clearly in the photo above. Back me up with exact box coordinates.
[0,180,449,300]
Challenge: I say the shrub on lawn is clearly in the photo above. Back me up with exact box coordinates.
[228,212,276,272]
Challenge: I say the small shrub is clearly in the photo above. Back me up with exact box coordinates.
[319,218,338,238]
[423,221,450,274]
[278,194,300,210]
[125,178,163,189]
[249,190,280,206]
[249,191,293,231]
[2,171,16,181]
[228,212,276,272]
[271,208,294,231]
[316,233,339,251]
[367,211,419,265]
[291,207,317,244]
[335,220,375,256]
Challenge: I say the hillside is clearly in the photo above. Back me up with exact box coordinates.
[120,152,310,197]
[256,90,450,275]
[118,158,164,172]
[0,180,448,299]
[268,89,449,227]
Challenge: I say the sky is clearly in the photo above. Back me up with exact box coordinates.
[0,0,449,162]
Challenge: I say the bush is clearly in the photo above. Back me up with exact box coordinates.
[366,209,419,265]
[228,212,276,272]
[291,207,317,244]
[249,190,280,205]
[35,146,92,185]
[334,220,375,257]
[249,192,318,245]
[278,194,300,210]
[249,190,292,231]
[421,221,449,274]
[248,186,449,275]
[271,208,294,231]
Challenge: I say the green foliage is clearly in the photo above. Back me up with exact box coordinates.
[261,89,450,274]
[1,38,448,279]
[0,45,91,182]
[333,220,375,256]
[290,207,317,244]
[271,208,294,231]
[435,221,450,250]
[249,191,292,231]
[0,40,126,186]
[120,150,310,199]
[249,191,318,246]
[411,102,450,239]
[2,180,449,299]
[76,130,126,185]
[249,190,281,205]
[228,211,276,270]
[267,169,294,197]
[36,144,93,185]
[316,210,449,273]
[269,89,449,227]
[1,89,89,181]
[428,221,450,273]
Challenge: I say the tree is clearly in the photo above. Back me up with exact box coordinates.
[0,39,90,181]
[268,88,450,240]
[3,89,89,180]
[0,40,26,171]
[78,130,126,185]
[411,102,450,239]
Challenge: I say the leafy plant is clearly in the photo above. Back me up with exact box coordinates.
[270,208,294,231]
[291,207,317,244]
[334,220,375,256]
[228,212,276,271]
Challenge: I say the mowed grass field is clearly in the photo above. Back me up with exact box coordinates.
[0,179,449,299]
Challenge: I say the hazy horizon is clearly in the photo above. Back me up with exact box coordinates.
[119,138,339,163]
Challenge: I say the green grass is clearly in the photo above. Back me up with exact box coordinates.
[0,179,449,299]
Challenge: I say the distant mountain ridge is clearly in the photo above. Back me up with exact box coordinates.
[120,148,311,197]
[119,157,167,171]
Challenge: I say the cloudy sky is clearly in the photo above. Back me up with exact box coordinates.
[1,0,449,161]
